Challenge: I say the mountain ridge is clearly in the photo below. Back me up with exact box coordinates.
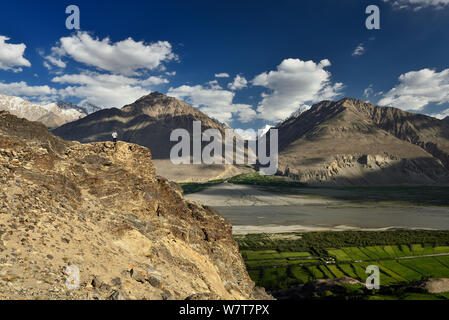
[273,97,449,185]
[52,92,249,182]
[54,100,102,116]
[53,92,227,154]
[0,93,100,129]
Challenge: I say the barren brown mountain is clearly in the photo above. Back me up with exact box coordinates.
[0,111,269,300]
[53,92,249,182]
[274,98,449,185]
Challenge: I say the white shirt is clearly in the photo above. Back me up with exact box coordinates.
[112,132,118,139]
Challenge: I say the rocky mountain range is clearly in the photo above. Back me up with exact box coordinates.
[0,110,268,300]
[53,101,102,116]
[53,93,449,185]
[273,98,449,185]
[53,92,249,182]
[0,94,100,129]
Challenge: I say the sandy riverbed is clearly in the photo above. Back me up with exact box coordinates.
[185,182,336,206]
[185,183,449,234]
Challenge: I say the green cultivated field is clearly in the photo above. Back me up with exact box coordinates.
[242,244,449,288]
[236,231,449,299]
[326,244,449,261]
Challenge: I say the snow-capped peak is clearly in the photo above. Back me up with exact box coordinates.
[0,94,93,128]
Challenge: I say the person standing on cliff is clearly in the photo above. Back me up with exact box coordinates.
[112,131,118,145]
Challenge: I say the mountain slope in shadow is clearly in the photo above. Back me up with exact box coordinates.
[53,92,250,182]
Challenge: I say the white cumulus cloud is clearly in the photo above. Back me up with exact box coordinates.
[0,81,56,96]
[363,85,374,99]
[0,36,31,72]
[431,108,449,119]
[48,32,177,76]
[167,84,255,123]
[38,32,173,107]
[205,80,222,90]
[52,72,156,108]
[228,75,248,90]
[44,56,66,70]
[215,73,230,78]
[141,76,169,86]
[252,58,343,122]
[378,68,449,111]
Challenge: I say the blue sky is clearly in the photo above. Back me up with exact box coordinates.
[1,0,449,130]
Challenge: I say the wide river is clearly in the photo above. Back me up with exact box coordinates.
[185,183,449,234]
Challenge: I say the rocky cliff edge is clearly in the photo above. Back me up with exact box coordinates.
[0,111,269,300]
